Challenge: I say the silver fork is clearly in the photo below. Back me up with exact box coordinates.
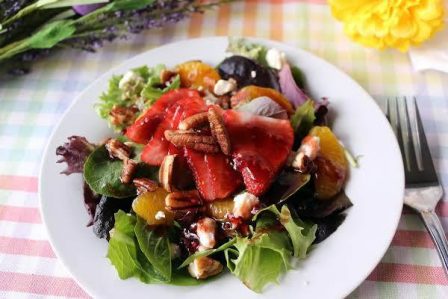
[386,96,447,275]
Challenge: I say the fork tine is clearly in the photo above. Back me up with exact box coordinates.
[408,97,424,171]
[399,96,418,172]
[408,97,439,186]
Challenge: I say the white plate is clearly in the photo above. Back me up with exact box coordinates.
[39,37,404,299]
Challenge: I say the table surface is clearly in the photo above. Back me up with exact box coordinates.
[1,0,448,298]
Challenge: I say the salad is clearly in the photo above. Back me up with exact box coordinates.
[56,38,354,293]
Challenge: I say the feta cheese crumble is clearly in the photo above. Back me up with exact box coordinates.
[233,192,260,219]
[213,78,237,96]
[266,48,286,70]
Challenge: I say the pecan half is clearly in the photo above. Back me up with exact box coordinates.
[208,106,231,155]
[188,256,223,279]
[109,105,138,127]
[165,190,203,210]
[133,178,158,194]
[159,154,194,192]
[160,69,177,86]
[178,112,209,130]
[159,154,176,192]
[164,130,220,154]
[105,139,131,160]
[120,159,137,184]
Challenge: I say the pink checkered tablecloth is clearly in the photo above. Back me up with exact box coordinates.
[1,0,448,297]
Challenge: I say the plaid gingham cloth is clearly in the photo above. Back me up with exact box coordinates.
[1,0,448,297]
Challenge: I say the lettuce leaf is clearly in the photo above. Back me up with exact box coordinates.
[290,99,315,137]
[227,37,268,66]
[142,74,180,106]
[107,211,164,283]
[224,232,292,293]
[83,144,158,198]
[254,205,316,258]
[96,64,179,131]
[108,212,203,286]
[134,216,171,281]
[178,238,237,268]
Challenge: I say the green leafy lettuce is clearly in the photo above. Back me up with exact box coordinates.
[107,211,165,283]
[224,232,292,293]
[83,145,158,198]
[221,205,316,293]
[135,216,171,281]
[227,37,268,66]
[95,64,179,131]
[254,205,316,258]
[179,238,237,268]
[290,99,315,138]
[108,211,201,286]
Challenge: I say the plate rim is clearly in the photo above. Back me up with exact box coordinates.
[38,36,404,298]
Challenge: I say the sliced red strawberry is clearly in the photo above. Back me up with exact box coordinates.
[125,89,201,144]
[136,90,207,165]
[184,148,243,201]
[222,109,294,196]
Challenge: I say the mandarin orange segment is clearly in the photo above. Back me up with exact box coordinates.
[230,85,294,113]
[309,126,348,200]
[132,187,174,225]
[205,198,234,220]
[176,61,221,90]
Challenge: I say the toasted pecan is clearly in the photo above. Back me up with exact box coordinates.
[133,178,158,194]
[165,190,203,210]
[178,112,209,130]
[164,130,220,153]
[208,106,231,155]
[120,159,137,184]
[105,138,131,160]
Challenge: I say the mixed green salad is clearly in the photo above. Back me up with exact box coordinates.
[56,37,354,293]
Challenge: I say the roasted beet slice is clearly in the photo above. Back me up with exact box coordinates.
[218,56,280,90]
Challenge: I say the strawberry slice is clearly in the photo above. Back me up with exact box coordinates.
[184,148,243,201]
[125,89,202,144]
[222,109,294,196]
[140,95,207,166]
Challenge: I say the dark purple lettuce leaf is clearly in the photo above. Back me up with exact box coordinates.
[314,97,329,126]
[295,190,353,219]
[92,195,134,239]
[279,63,308,107]
[84,182,101,227]
[56,136,95,175]
[313,214,346,244]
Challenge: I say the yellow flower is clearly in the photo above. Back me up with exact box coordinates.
[329,0,445,51]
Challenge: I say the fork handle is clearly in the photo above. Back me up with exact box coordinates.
[420,211,448,275]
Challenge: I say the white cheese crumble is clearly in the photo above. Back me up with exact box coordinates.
[188,259,201,279]
[118,71,142,90]
[300,136,320,160]
[196,217,216,249]
[213,78,237,96]
[155,211,166,220]
[266,48,286,70]
[233,192,260,219]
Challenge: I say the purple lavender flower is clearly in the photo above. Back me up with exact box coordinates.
[73,3,106,16]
